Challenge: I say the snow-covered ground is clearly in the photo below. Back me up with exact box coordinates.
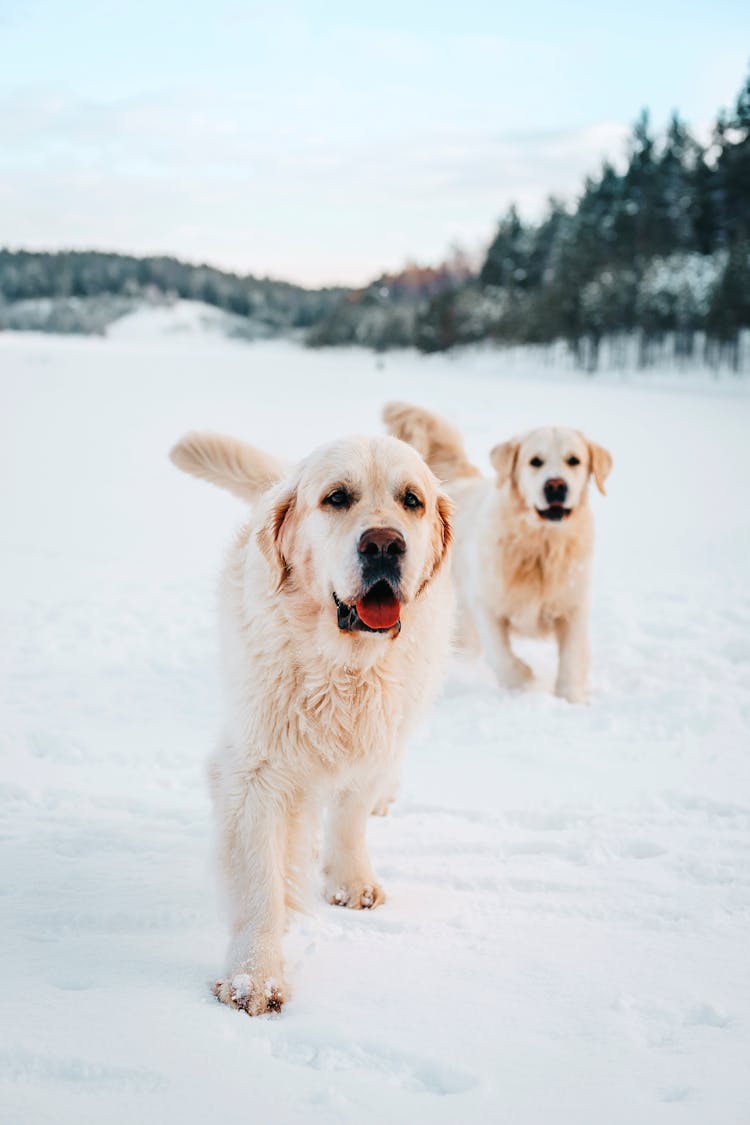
[2,319,749,1124]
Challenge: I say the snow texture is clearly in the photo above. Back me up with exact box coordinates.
[1,317,749,1124]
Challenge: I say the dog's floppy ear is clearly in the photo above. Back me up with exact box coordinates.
[489,440,519,488]
[256,480,298,591]
[588,441,613,496]
[419,491,454,595]
[170,432,285,503]
[433,492,453,575]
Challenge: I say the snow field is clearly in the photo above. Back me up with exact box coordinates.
[1,324,749,1123]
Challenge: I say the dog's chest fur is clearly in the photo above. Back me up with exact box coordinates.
[218,526,449,787]
[496,514,592,636]
[227,626,405,777]
[294,661,403,769]
[221,577,417,781]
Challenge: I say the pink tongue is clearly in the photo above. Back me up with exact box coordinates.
[356,590,401,630]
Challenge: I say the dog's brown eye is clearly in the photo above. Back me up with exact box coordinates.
[402,490,423,510]
[323,488,352,509]
[530,456,544,468]
[567,455,581,467]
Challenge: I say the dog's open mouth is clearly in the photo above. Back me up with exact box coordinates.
[537,505,572,522]
[333,581,401,635]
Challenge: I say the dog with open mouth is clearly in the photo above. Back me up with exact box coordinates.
[383,404,612,704]
[170,430,453,1014]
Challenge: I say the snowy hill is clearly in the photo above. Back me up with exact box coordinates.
[0,296,289,341]
[0,249,342,340]
[1,332,749,1124]
[105,299,278,341]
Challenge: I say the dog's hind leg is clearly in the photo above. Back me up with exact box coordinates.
[476,612,533,691]
[284,794,319,912]
[369,749,404,817]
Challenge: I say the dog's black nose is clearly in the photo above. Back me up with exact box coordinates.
[358,527,406,558]
[544,478,568,504]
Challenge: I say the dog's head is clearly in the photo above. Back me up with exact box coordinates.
[490,427,612,523]
[257,435,452,638]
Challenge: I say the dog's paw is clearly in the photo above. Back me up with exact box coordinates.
[212,972,286,1015]
[326,880,385,910]
[555,680,588,705]
[503,658,533,690]
[370,795,396,817]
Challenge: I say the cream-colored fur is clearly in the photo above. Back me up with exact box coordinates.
[170,431,453,1014]
[170,431,287,503]
[384,402,612,704]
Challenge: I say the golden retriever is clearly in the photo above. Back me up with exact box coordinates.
[170,430,453,1014]
[383,403,612,704]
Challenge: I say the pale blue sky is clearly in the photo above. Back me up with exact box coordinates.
[0,1,747,285]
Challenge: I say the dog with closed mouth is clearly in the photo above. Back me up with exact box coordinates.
[383,403,612,704]
[170,430,453,1014]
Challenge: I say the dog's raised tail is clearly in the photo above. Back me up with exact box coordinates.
[383,401,480,482]
[170,432,286,503]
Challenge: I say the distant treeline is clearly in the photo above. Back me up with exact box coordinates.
[310,71,750,368]
[0,250,342,334]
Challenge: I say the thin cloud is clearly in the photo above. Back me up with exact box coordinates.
[0,3,741,289]
[0,102,630,286]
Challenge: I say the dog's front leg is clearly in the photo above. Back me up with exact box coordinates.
[323,786,385,909]
[213,775,289,1014]
[555,610,590,704]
